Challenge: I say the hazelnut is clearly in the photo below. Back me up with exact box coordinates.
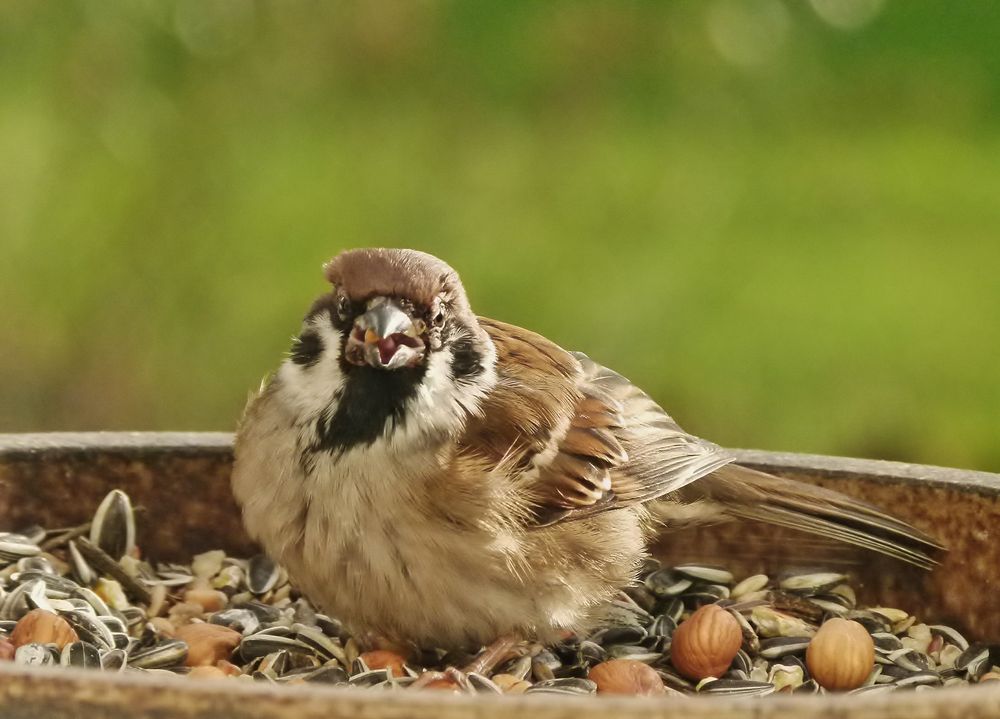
[669,604,742,680]
[10,609,79,649]
[806,618,874,691]
[589,659,665,695]
[360,649,407,677]
[175,622,241,667]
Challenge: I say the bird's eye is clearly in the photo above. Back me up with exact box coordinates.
[336,296,351,319]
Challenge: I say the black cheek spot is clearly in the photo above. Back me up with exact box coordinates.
[450,335,484,381]
[290,330,323,367]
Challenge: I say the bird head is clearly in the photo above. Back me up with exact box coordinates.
[280,249,495,453]
[321,248,466,371]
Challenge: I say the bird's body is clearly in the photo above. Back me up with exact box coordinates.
[232,248,939,651]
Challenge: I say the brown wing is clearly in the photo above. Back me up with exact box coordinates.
[461,319,733,526]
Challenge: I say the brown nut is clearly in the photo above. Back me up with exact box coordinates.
[806,618,875,691]
[360,650,407,677]
[215,660,244,677]
[669,604,742,680]
[174,622,241,667]
[10,609,79,650]
[422,676,461,692]
[149,617,177,638]
[183,589,228,614]
[187,665,229,680]
[589,658,666,696]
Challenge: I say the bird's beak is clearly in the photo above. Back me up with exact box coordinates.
[349,300,426,370]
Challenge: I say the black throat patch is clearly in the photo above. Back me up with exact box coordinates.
[311,363,427,455]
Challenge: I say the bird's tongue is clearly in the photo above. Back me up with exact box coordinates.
[377,336,398,365]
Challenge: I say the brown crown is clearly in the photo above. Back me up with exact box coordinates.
[324,248,465,308]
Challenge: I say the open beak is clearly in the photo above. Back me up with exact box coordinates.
[348,300,426,370]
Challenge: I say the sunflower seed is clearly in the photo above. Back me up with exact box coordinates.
[650,614,677,638]
[851,683,897,695]
[644,570,693,598]
[731,574,769,599]
[64,610,115,649]
[293,624,343,661]
[733,648,754,674]
[256,649,290,677]
[672,564,734,585]
[350,669,391,687]
[24,579,56,612]
[869,607,909,625]
[15,642,56,667]
[210,608,260,635]
[60,641,102,669]
[605,645,661,663]
[469,672,503,694]
[303,665,349,684]
[89,490,135,561]
[128,639,188,669]
[956,644,992,679]
[0,533,41,563]
[685,584,731,604]
[499,654,532,681]
[759,636,812,659]
[895,671,942,687]
[888,648,929,672]
[17,556,56,575]
[239,633,313,661]
[526,677,597,695]
[871,632,905,653]
[16,525,47,545]
[102,648,128,672]
[808,598,850,615]
[67,541,95,587]
[592,625,646,645]
[699,678,775,696]
[622,585,657,613]
[779,573,847,595]
[929,625,969,652]
[247,555,280,595]
[237,601,283,624]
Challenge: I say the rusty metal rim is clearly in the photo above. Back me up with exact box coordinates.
[0,660,999,719]
[1,431,997,494]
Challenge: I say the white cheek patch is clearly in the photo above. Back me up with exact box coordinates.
[277,319,346,421]
[391,330,499,448]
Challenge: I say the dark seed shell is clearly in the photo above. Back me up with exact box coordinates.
[247,555,280,595]
[60,641,101,669]
[89,490,135,561]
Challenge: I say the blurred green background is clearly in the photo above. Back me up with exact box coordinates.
[1,1,998,472]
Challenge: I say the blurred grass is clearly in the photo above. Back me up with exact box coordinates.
[1,1,998,472]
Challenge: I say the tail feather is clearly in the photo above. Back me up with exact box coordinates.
[681,464,943,570]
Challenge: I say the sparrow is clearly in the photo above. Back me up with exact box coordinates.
[232,248,939,654]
